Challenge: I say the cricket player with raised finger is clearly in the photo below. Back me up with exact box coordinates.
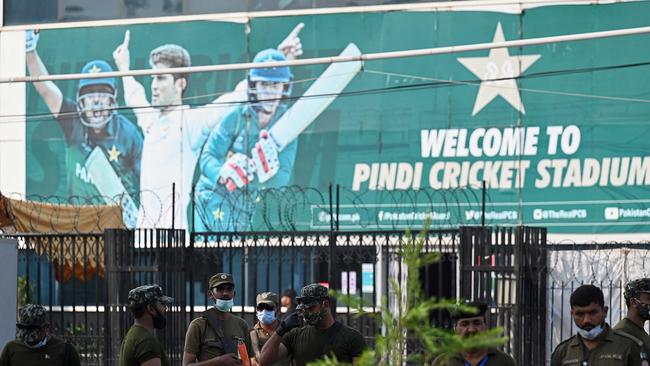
[112,24,304,229]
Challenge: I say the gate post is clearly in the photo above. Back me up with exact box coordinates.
[514,226,547,366]
[459,226,547,365]
[103,229,133,366]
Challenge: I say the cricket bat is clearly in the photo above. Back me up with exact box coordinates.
[270,43,362,151]
[85,146,138,228]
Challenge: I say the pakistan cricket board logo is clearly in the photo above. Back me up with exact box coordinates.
[458,22,541,116]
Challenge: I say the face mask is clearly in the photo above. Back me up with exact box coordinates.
[256,310,276,325]
[635,299,650,320]
[26,336,48,349]
[302,306,326,326]
[577,323,604,340]
[215,298,234,312]
[152,307,167,330]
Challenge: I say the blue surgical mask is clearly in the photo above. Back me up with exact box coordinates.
[256,310,276,325]
[215,298,234,312]
[26,336,48,349]
[577,323,604,340]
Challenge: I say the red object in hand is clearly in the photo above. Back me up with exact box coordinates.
[237,339,251,366]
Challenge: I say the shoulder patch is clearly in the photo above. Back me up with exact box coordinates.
[613,329,644,347]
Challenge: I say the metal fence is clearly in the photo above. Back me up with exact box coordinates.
[546,241,650,362]
[9,226,552,365]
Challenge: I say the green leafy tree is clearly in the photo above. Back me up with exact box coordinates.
[310,227,508,366]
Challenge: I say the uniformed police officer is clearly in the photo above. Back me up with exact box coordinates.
[119,284,173,366]
[551,284,645,366]
[182,273,254,366]
[431,301,516,366]
[0,304,81,366]
[614,278,650,360]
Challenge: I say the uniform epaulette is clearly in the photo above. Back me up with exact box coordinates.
[613,329,644,347]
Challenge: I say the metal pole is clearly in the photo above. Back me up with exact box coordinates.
[191,184,196,234]
[328,184,335,291]
[336,184,340,231]
[5,24,650,83]
[482,181,486,227]
[171,182,176,230]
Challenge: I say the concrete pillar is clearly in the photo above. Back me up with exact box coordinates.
[0,238,18,347]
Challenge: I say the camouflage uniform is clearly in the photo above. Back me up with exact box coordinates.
[0,304,81,366]
[119,285,173,366]
[614,278,650,363]
[281,284,367,366]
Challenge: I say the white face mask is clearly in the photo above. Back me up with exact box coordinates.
[215,298,234,312]
[576,323,605,340]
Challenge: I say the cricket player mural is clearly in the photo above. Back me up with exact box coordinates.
[111,25,304,229]
[193,49,295,232]
[25,29,142,227]
[194,44,362,232]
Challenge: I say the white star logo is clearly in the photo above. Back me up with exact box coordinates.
[458,22,541,116]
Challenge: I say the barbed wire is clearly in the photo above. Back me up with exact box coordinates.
[1,185,493,233]
[547,240,650,284]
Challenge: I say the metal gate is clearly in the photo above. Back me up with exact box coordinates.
[103,229,186,365]
[459,226,547,366]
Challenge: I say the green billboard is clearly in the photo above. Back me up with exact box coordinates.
[22,1,650,233]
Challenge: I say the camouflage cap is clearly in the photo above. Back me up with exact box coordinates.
[296,284,329,309]
[209,273,234,290]
[16,304,49,345]
[256,292,280,308]
[16,304,49,328]
[624,278,650,300]
[127,284,174,308]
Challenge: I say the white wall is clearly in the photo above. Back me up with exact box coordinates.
[0,30,26,195]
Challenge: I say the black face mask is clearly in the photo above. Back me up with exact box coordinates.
[152,306,167,330]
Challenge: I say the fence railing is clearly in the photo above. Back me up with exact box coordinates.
[6,226,560,366]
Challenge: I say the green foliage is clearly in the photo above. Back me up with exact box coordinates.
[309,226,507,366]
[17,276,34,306]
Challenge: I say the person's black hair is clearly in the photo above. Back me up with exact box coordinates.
[451,301,488,322]
[570,284,604,308]
[282,288,296,299]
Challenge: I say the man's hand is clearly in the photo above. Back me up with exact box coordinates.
[218,153,255,192]
[251,130,279,183]
[113,30,131,72]
[276,312,302,336]
[214,353,241,366]
[25,30,40,53]
[277,23,304,61]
